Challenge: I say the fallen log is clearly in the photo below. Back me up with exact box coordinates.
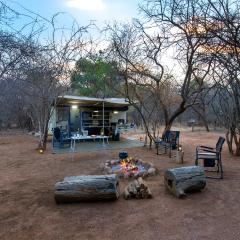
[55,174,119,203]
[164,166,206,198]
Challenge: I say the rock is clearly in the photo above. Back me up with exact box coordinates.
[148,168,156,176]
[111,160,119,165]
[142,171,149,178]
[104,166,112,174]
[100,163,105,170]
[148,163,154,168]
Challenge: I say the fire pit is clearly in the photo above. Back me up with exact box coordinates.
[103,154,157,179]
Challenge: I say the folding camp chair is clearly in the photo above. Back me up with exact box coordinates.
[195,136,225,179]
[52,127,71,148]
[156,130,180,157]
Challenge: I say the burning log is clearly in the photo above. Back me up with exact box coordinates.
[124,177,152,200]
[164,166,206,198]
[54,174,120,203]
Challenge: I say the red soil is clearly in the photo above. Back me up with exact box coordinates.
[0,130,240,240]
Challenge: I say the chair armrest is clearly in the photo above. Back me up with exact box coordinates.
[200,145,214,149]
[201,149,218,154]
[155,138,163,143]
[196,145,214,151]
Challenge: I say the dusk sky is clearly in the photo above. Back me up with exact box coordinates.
[8,0,142,28]
[4,0,178,77]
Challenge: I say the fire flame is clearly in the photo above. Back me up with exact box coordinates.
[120,157,139,174]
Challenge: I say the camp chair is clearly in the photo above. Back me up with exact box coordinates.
[195,136,225,179]
[52,127,71,148]
[156,130,180,157]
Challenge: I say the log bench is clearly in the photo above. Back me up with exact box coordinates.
[164,166,206,198]
[54,174,120,203]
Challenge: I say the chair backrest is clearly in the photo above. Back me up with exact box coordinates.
[169,131,180,141]
[163,130,180,145]
[162,130,171,141]
[53,127,61,141]
[216,136,225,152]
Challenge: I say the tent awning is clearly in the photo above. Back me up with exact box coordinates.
[57,95,130,109]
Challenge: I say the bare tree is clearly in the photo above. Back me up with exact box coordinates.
[0,1,91,150]
[202,0,240,155]
[107,0,214,145]
[19,15,90,150]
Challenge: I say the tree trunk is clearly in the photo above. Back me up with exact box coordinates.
[164,166,206,198]
[233,132,240,156]
[164,122,173,133]
[192,106,209,132]
[38,114,50,150]
[226,130,234,155]
[163,101,187,134]
[54,174,120,203]
[235,145,240,156]
[42,123,49,150]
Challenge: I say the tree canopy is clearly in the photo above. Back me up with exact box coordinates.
[71,56,123,98]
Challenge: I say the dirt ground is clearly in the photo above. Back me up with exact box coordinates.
[0,130,240,240]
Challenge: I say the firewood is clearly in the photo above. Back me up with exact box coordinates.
[124,188,131,200]
[137,177,147,190]
[123,178,153,200]
[127,183,137,195]
[139,188,147,198]
[133,179,140,191]
[146,188,152,198]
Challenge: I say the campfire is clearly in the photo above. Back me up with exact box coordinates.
[103,152,157,179]
[112,157,145,176]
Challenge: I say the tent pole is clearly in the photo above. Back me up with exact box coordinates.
[102,99,105,146]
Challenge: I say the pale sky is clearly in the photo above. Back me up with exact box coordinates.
[7,0,142,27]
[5,0,179,76]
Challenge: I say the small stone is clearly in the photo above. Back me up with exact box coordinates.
[111,160,118,165]
[104,166,111,173]
[142,171,149,178]
[148,163,154,168]
[100,163,105,170]
[148,168,156,176]
[144,163,151,168]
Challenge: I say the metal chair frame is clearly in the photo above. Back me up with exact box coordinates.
[195,137,225,179]
[156,130,180,158]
